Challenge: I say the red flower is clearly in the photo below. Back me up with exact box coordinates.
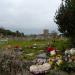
[47,47,55,52]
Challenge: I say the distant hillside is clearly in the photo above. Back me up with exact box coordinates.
[0,28,24,37]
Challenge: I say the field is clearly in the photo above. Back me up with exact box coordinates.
[0,38,75,75]
[0,38,69,60]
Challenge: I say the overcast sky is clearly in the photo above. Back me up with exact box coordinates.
[0,0,61,34]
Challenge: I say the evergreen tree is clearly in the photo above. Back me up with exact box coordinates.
[55,0,75,47]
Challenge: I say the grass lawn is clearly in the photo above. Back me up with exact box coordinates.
[0,38,69,60]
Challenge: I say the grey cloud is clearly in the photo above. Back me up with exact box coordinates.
[0,0,61,34]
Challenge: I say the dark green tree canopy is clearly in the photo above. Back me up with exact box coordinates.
[0,28,25,37]
[55,0,75,46]
[55,0,75,37]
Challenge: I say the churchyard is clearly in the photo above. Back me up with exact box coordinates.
[0,37,75,75]
[0,37,68,60]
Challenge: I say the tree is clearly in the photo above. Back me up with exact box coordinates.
[55,0,75,47]
[16,30,21,37]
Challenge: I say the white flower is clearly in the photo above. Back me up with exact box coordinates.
[42,63,51,72]
[70,48,75,55]
[30,65,39,74]
[56,59,62,65]
[50,50,56,56]
[30,63,51,74]
[65,50,70,55]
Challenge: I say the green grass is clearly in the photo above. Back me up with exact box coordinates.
[0,38,69,50]
[0,38,69,60]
